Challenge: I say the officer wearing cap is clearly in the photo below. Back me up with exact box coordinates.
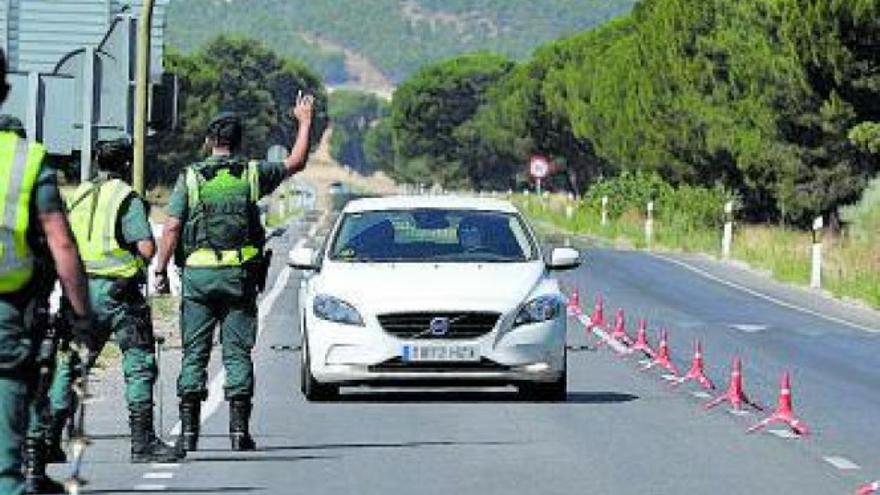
[34,136,180,466]
[0,49,91,495]
[0,115,25,138]
[154,93,314,453]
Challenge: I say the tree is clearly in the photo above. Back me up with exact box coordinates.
[389,52,514,187]
[149,37,329,186]
[328,90,389,173]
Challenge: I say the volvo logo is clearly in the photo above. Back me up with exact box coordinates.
[428,317,451,336]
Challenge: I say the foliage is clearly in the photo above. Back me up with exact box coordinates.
[849,122,880,155]
[149,38,329,186]
[166,0,637,83]
[363,118,396,172]
[380,0,879,225]
[328,90,390,173]
[840,176,880,244]
[389,53,514,186]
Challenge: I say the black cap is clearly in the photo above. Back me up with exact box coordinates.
[94,136,133,171]
[207,111,243,148]
[0,114,25,137]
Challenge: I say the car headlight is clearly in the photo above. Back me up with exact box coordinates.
[514,295,562,327]
[313,295,364,326]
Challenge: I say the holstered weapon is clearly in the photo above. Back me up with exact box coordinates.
[33,304,61,398]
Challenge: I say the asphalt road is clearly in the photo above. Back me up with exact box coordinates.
[52,211,878,494]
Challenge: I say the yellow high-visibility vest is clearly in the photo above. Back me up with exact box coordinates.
[183,160,261,268]
[0,132,44,293]
[68,177,145,279]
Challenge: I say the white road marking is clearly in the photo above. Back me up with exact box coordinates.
[143,472,174,480]
[149,463,180,470]
[576,314,630,355]
[823,456,861,470]
[661,374,679,382]
[768,429,800,439]
[691,391,713,399]
[730,324,769,333]
[133,484,167,491]
[728,409,752,417]
[648,253,880,334]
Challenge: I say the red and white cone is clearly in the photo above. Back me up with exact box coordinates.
[641,329,680,376]
[589,294,605,329]
[747,372,810,436]
[567,288,582,316]
[631,319,655,358]
[672,339,715,390]
[856,481,879,495]
[608,308,634,347]
[704,356,762,411]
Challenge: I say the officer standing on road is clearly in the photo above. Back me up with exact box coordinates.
[154,92,314,452]
[36,137,180,467]
[0,49,92,495]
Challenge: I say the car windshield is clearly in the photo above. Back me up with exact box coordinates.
[329,209,537,263]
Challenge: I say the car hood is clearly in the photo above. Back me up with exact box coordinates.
[312,262,546,313]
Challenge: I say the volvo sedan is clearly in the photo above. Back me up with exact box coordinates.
[289,195,581,401]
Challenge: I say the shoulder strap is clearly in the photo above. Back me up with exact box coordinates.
[184,166,205,211]
[247,160,260,202]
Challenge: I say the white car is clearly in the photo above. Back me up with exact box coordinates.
[289,195,581,401]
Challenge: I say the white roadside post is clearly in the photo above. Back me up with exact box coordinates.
[601,195,609,227]
[645,201,655,248]
[722,200,734,260]
[810,215,824,289]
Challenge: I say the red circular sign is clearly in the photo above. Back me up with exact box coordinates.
[529,156,550,179]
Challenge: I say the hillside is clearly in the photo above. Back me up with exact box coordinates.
[165,0,636,88]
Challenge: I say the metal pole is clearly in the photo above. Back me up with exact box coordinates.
[133,0,156,195]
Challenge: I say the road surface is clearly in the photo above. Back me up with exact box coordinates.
[53,211,879,494]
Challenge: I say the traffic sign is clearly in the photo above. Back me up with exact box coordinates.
[529,155,551,179]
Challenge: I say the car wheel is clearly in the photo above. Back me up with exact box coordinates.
[301,340,339,402]
[518,352,567,402]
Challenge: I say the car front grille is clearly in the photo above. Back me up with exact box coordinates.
[377,312,501,340]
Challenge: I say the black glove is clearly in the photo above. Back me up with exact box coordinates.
[70,314,98,357]
[154,270,171,295]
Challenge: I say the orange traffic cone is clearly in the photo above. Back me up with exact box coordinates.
[704,356,762,411]
[747,372,810,436]
[631,319,655,358]
[567,288,582,316]
[672,340,715,390]
[608,309,634,346]
[857,481,879,495]
[641,329,680,375]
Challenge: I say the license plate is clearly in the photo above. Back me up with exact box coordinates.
[401,344,480,362]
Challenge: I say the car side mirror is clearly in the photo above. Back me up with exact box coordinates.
[288,247,318,270]
[546,247,581,271]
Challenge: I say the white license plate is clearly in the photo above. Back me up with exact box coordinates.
[401,344,480,362]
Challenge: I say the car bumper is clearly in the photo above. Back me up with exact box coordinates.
[306,316,566,386]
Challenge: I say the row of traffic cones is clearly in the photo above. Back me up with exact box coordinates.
[567,287,811,437]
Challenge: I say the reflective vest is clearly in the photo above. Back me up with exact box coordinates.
[0,133,44,293]
[182,159,262,268]
[67,177,145,279]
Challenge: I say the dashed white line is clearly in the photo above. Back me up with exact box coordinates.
[730,324,768,333]
[133,484,167,491]
[149,463,180,470]
[690,391,713,400]
[728,409,753,417]
[767,429,800,439]
[823,456,861,470]
[143,472,175,480]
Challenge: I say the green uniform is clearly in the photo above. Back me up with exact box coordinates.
[0,132,64,495]
[33,180,155,443]
[167,155,286,401]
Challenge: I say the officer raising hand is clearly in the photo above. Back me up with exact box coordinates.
[154,92,314,453]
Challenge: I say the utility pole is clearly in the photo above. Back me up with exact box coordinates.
[133,0,156,195]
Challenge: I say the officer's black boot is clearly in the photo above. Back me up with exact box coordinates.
[24,438,65,494]
[229,399,256,451]
[45,415,68,464]
[130,409,182,463]
[175,398,200,455]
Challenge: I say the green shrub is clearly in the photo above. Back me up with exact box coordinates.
[840,176,880,244]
